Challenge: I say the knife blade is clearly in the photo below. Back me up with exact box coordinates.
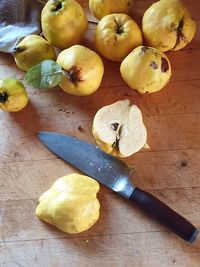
[38,131,199,243]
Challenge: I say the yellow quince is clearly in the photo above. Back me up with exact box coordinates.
[36,173,100,234]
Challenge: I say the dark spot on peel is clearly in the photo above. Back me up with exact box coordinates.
[161,57,169,73]
[64,65,82,84]
[12,46,25,55]
[52,1,62,12]
[173,18,186,49]
[111,123,119,131]
[150,61,158,70]
[141,46,149,53]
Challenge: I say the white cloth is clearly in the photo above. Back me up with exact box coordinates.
[0,0,45,53]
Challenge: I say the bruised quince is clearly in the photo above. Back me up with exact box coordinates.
[142,0,196,51]
[120,46,171,94]
[57,45,104,96]
[36,173,100,234]
[0,78,28,112]
[92,99,147,158]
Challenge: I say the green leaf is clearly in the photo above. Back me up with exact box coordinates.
[24,60,63,89]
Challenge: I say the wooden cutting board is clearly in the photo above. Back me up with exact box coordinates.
[1,1,200,266]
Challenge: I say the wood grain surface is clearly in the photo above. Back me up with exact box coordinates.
[1,0,200,266]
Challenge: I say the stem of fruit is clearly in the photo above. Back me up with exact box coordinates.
[0,92,8,103]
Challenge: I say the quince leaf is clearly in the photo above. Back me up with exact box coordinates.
[24,60,63,89]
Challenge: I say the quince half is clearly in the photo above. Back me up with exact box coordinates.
[92,99,147,158]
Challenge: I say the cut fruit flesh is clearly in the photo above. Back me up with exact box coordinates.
[92,99,147,157]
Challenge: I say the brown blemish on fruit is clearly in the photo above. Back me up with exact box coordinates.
[12,46,25,55]
[173,18,186,49]
[150,61,158,69]
[51,1,63,12]
[0,92,8,103]
[141,46,149,53]
[111,123,119,131]
[114,19,124,35]
[64,66,82,84]
[161,57,169,73]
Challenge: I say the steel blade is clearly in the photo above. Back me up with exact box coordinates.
[38,131,135,198]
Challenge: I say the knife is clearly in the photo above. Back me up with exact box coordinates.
[38,131,199,243]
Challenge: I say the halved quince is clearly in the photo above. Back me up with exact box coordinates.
[92,100,147,157]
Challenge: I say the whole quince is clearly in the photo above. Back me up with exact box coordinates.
[142,0,196,51]
[57,45,104,96]
[12,35,56,71]
[95,13,142,62]
[120,46,171,94]
[0,78,28,112]
[89,0,133,20]
[41,0,88,49]
[36,173,100,234]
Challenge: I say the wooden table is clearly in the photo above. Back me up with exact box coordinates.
[1,1,200,266]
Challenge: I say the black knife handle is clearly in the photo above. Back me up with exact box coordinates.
[130,187,199,243]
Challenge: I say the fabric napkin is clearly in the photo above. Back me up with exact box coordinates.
[0,0,46,53]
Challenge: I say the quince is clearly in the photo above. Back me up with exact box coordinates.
[0,78,28,112]
[120,46,171,94]
[41,0,88,49]
[12,35,55,71]
[95,13,142,62]
[92,99,147,158]
[89,0,133,20]
[142,0,196,51]
[36,173,100,234]
[57,45,104,96]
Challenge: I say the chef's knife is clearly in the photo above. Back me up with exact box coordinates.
[38,131,199,243]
